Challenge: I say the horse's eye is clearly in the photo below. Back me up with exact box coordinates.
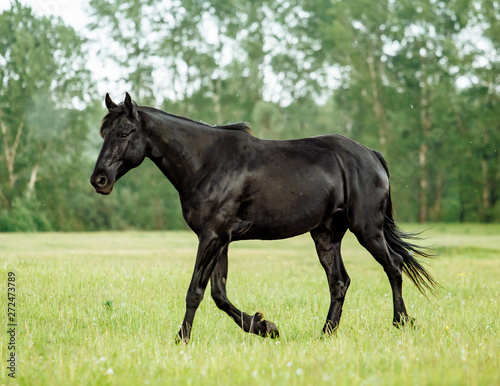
[121,130,134,139]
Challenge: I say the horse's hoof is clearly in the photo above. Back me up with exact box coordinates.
[394,315,416,329]
[321,320,339,335]
[251,312,279,338]
[175,331,190,345]
[264,320,279,338]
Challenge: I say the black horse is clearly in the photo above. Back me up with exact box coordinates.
[90,93,438,344]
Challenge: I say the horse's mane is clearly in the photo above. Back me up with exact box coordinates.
[100,103,252,137]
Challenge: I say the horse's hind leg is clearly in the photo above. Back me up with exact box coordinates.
[210,246,279,338]
[311,220,350,334]
[352,221,411,327]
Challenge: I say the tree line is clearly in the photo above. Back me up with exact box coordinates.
[0,0,499,231]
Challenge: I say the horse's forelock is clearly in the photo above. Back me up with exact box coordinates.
[99,104,127,137]
[99,115,112,138]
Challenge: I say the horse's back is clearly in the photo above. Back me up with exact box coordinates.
[226,133,389,240]
[252,134,388,188]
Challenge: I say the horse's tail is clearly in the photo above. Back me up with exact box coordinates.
[373,151,440,296]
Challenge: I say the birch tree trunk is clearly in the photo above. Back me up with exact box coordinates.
[27,163,40,198]
[367,54,387,151]
[1,119,24,188]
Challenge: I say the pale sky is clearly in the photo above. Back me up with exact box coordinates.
[0,0,493,103]
[0,0,89,29]
[0,0,241,105]
[0,0,133,103]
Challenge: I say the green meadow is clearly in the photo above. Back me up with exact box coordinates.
[0,224,498,385]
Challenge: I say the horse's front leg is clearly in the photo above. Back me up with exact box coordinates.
[210,246,279,338]
[177,232,226,344]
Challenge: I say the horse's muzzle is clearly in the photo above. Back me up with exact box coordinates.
[90,172,114,195]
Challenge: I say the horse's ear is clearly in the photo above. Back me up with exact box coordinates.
[124,92,138,121]
[105,93,117,110]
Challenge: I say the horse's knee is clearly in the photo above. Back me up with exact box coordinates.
[186,289,204,308]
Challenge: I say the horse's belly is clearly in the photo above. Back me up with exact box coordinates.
[237,184,333,240]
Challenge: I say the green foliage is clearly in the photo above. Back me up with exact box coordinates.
[0,195,52,231]
[1,0,499,231]
[0,1,95,231]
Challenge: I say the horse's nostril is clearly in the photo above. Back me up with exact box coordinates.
[90,172,113,194]
[97,176,108,187]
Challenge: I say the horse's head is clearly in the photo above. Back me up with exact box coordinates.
[90,93,147,195]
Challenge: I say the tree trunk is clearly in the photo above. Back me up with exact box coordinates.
[481,156,490,221]
[496,148,500,215]
[431,171,444,221]
[210,77,223,124]
[418,57,431,223]
[367,54,387,151]
[27,163,40,198]
[154,198,164,230]
[419,143,428,222]
[1,119,24,188]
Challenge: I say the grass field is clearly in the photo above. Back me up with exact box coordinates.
[0,224,499,385]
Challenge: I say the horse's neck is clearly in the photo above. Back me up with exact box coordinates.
[145,112,213,198]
